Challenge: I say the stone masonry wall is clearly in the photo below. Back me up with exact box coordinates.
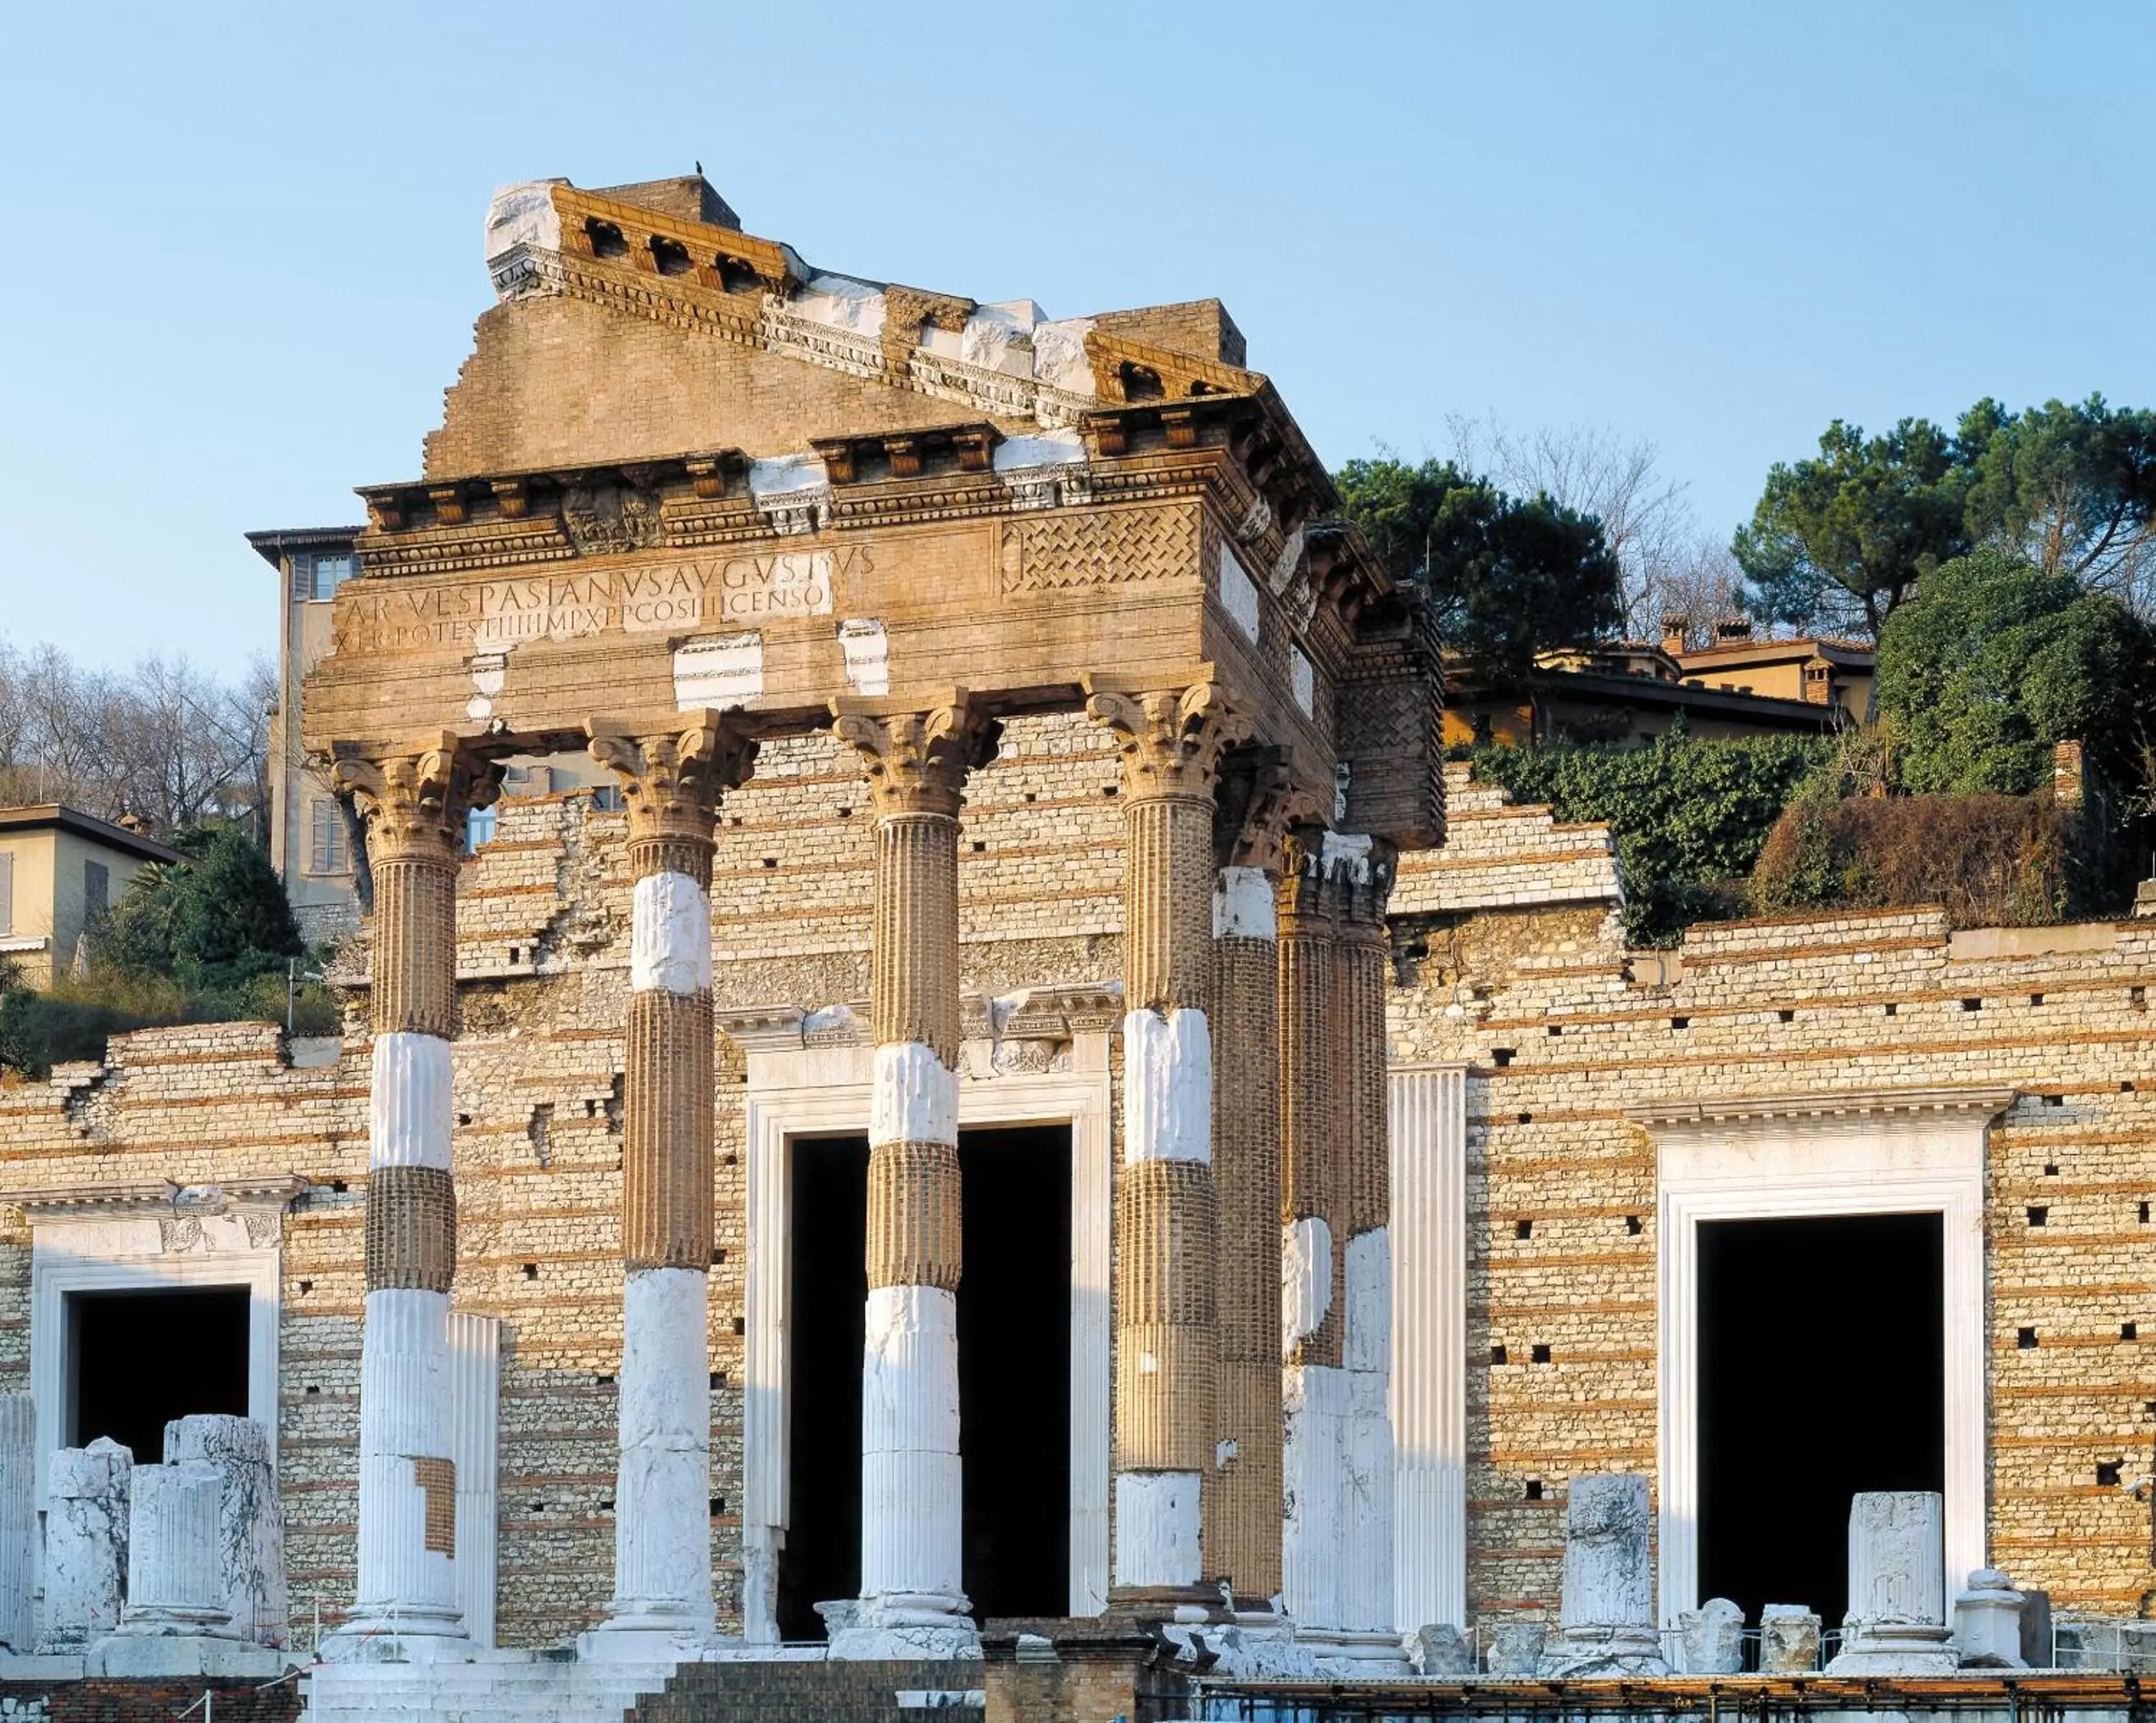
[2,747,2150,1646]
[1391,765,2156,1624]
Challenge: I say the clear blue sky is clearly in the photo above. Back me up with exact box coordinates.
[2,1,2149,680]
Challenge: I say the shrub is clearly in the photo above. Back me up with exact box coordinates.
[1457,731,1833,944]
[1753,793,2073,926]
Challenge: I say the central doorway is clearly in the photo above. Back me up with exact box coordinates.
[69,1285,249,1464]
[1696,1213,1944,1626]
[778,1124,1072,1639]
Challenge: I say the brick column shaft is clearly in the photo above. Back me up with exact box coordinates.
[332,735,499,1651]
[833,694,997,1643]
[1210,860,1283,1607]
[587,713,755,1646]
[1087,678,1248,1609]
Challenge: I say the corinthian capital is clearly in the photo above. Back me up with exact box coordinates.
[1084,674,1252,801]
[586,709,758,851]
[831,689,1001,818]
[331,733,503,866]
[1216,756,1327,874]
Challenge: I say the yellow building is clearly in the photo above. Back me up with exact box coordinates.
[0,805,180,988]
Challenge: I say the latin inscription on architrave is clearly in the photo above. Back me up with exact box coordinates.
[333,549,858,654]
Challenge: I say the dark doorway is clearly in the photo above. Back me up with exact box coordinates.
[778,1124,1074,1639]
[778,1134,868,1640]
[70,1286,249,1465]
[1697,1213,1943,1626]
[957,1125,1071,1619]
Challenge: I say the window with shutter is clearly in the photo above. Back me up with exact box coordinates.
[83,861,109,920]
[309,800,349,875]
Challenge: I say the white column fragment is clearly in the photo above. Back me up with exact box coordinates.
[1281,1359,1345,1630]
[448,1311,501,1650]
[861,1282,963,1608]
[609,1267,712,1634]
[346,1029,464,1649]
[1113,1006,1209,1593]
[1337,1227,1394,1642]
[600,867,715,1648]
[117,1464,231,1636]
[40,1438,132,1651]
[1828,1491,1957,1673]
[1541,1473,1669,1674]
[1390,1067,1467,1634]
[164,1415,284,1646]
[353,1286,461,1637]
[0,1396,32,1653]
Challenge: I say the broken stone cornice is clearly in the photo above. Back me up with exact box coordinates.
[1626,1086,2020,1129]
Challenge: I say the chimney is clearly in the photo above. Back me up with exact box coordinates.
[1715,616,1753,644]
[1659,613,1690,656]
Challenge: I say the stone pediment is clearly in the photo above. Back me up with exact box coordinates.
[307,177,1448,849]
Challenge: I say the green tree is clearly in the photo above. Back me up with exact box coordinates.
[1873,547,2156,795]
[1335,457,1621,672]
[94,822,301,987]
[1959,394,2156,592]
[1733,417,1972,637]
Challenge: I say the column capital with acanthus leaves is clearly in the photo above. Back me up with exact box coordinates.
[331,733,504,868]
[1082,671,1252,803]
[586,709,759,856]
[830,688,1001,819]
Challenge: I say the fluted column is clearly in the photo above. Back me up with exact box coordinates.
[1335,837,1399,1646]
[1087,676,1248,1611]
[831,691,998,1645]
[331,734,499,1652]
[586,712,757,1646]
[1207,766,1308,1612]
[0,1395,31,1653]
[117,1464,231,1637]
[1279,828,1345,1632]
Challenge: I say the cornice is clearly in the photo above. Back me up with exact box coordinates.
[716,983,1124,1053]
[1626,1086,2019,1129]
[12,1175,312,1221]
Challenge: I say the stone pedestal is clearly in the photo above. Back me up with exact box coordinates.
[1760,1604,1822,1671]
[0,1395,32,1652]
[116,1464,233,1636]
[1953,1568,2027,1668]
[1826,1491,1956,1674]
[1678,1597,1745,1673]
[40,1438,132,1651]
[1539,1474,1668,1675]
[165,1414,285,1647]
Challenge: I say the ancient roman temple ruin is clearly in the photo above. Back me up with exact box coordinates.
[1,172,2153,1721]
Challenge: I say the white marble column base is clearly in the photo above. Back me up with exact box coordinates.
[1826,1623,1958,1675]
[828,1618,982,1662]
